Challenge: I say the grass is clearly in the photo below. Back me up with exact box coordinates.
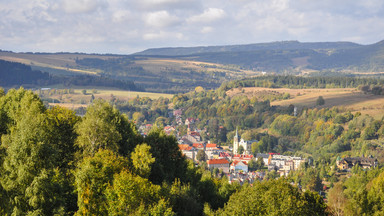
[228,87,384,120]
[40,87,173,109]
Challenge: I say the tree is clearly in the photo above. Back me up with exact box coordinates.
[144,127,188,184]
[75,149,129,215]
[216,179,327,215]
[131,143,156,178]
[327,182,347,216]
[75,99,141,157]
[81,89,87,95]
[238,145,244,154]
[316,96,325,106]
[105,170,175,216]
[0,95,65,215]
[196,150,206,162]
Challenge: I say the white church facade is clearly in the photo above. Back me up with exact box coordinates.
[233,128,255,155]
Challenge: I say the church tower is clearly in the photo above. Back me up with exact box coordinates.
[233,127,239,154]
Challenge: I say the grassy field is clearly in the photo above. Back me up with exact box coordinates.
[228,87,384,119]
[44,88,173,109]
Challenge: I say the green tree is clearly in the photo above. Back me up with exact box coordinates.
[0,94,65,215]
[144,128,188,184]
[316,96,325,106]
[196,149,206,162]
[75,99,141,157]
[105,170,174,216]
[237,145,244,154]
[216,179,327,215]
[75,149,128,215]
[81,89,87,95]
[131,143,155,178]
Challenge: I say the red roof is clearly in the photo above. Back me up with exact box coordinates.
[206,143,217,148]
[192,143,204,148]
[179,144,192,151]
[231,160,248,166]
[207,159,229,165]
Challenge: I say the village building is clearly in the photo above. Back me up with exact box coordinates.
[178,144,196,161]
[230,160,248,173]
[207,159,230,173]
[164,126,176,135]
[336,156,378,170]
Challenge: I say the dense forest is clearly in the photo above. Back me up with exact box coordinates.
[0,60,141,91]
[219,75,384,90]
[0,88,327,215]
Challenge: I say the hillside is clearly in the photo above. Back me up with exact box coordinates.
[135,41,361,56]
[136,40,384,73]
[0,51,258,93]
[2,39,384,93]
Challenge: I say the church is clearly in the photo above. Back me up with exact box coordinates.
[233,128,254,155]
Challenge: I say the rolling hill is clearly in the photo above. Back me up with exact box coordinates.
[1,39,384,93]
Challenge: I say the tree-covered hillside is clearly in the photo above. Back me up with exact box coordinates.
[0,59,142,91]
[0,87,327,215]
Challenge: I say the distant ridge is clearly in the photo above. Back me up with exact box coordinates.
[135,41,362,56]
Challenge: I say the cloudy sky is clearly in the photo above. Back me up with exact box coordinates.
[1,0,384,54]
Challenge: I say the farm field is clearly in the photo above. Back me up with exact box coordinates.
[42,88,173,109]
[228,87,384,119]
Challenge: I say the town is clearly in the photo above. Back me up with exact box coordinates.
[139,108,378,185]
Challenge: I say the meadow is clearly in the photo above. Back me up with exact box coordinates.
[228,87,384,119]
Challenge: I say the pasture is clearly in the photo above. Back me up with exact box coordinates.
[227,87,384,119]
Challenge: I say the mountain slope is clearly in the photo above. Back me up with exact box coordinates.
[135,41,361,56]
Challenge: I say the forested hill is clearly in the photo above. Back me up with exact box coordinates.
[135,41,361,56]
[0,59,142,91]
[135,40,384,72]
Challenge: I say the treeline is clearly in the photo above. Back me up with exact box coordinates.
[218,75,384,91]
[0,88,326,215]
[0,59,142,91]
[0,59,50,86]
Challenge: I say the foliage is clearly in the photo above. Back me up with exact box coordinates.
[131,143,155,178]
[216,179,327,215]
[316,96,325,106]
[196,149,206,162]
[74,149,129,215]
[144,127,188,184]
[75,99,141,157]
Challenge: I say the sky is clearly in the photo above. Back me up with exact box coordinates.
[1,0,384,54]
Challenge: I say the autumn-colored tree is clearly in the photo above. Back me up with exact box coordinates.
[131,143,155,178]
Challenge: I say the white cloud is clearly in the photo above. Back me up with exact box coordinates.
[187,8,225,23]
[143,31,184,40]
[61,0,107,14]
[145,10,180,28]
[1,0,384,54]
[201,26,213,34]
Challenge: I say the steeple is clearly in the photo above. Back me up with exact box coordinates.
[233,127,239,154]
[235,127,239,141]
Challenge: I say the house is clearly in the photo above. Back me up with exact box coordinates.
[207,159,230,173]
[336,156,378,170]
[206,143,218,150]
[164,126,176,135]
[192,143,205,150]
[232,154,253,163]
[173,109,182,117]
[178,144,196,161]
[185,117,196,125]
[230,161,248,173]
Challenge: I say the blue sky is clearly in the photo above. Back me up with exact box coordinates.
[1,0,384,54]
